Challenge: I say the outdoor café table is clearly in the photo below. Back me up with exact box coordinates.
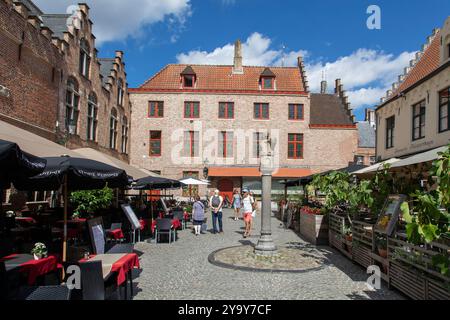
[79,253,140,300]
[151,218,182,233]
[107,228,125,240]
[0,254,60,285]
[139,219,147,231]
[57,218,87,225]
[15,217,37,224]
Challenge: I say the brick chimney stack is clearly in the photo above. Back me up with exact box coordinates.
[320,80,327,94]
[233,39,244,74]
[335,79,341,95]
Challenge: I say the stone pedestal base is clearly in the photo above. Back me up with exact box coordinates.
[254,234,278,257]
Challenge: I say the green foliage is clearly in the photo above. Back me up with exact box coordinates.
[311,171,373,214]
[401,145,450,245]
[70,187,114,215]
[184,205,193,213]
[432,254,450,276]
[370,163,393,213]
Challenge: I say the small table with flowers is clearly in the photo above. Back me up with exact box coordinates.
[0,254,62,286]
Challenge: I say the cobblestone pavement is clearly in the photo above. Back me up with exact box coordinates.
[133,209,404,300]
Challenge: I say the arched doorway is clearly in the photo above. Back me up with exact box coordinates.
[218,179,234,204]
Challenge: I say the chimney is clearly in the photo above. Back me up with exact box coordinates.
[320,80,327,94]
[233,39,243,74]
[78,3,90,15]
[335,79,341,94]
[115,50,124,60]
[365,109,376,127]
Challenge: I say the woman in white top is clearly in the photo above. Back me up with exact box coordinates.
[241,189,255,238]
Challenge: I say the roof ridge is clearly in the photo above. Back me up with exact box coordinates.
[140,64,172,88]
[381,28,441,104]
[41,13,71,17]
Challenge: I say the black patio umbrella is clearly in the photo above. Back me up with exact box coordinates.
[14,156,129,262]
[0,140,46,235]
[134,176,184,190]
[0,140,47,188]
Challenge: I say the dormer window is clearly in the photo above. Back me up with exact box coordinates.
[262,77,274,89]
[260,68,276,90]
[183,75,194,88]
[181,66,196,89]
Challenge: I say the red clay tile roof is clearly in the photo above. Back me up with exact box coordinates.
[134,64,306,93]
[392,30,441,96]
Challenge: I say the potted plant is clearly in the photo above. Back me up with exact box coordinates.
[343,225,353,242]
[31,242,48,260]
[376,235,388,258]
[71,211,81,220]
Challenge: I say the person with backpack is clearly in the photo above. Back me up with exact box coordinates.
[242,189,256,238]
[192,195,205,236]
[209,189,224,234]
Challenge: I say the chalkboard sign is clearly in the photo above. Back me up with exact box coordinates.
[375,194,407,236]
[121,204,141,231]
[87,217,106,254]
[160,198,169,214]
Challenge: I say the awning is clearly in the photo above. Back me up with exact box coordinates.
[353,158,401,175]
[390,146,447,169]
[0,120,82,158]
[73,148,159,180]
[208,167,312,178]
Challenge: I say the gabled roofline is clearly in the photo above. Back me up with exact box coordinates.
[376,60,450,111]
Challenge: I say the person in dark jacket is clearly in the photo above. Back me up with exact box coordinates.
[192,196,205,236]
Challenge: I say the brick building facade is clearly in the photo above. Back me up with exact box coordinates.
[0,0,131,161]
[129,41,359,199]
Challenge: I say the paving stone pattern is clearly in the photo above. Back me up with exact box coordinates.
[133,209,404,300]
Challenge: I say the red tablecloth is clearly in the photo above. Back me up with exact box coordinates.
[139,219,147,231]
[112,253,140,286]
[15,217,37,224]
[80,253,140,286]
[57,218,87,224]
[107,228,124,240]
[151,218,181,233]
[1,254,60,285]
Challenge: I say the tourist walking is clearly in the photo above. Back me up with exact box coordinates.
[232,189,242,221]
[192,196,205,236]
[242,189,255,238]
[209,189,224,234]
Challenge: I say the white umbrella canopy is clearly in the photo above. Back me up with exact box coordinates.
[179,178,210,185]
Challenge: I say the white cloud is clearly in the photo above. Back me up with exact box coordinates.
[176,32,307,66]
[305,49,416,108]
[33,0,191,44]
[176,34,415,109]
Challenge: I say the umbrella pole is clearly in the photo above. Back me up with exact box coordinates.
[0,188,4,239]
[63,174,68,263]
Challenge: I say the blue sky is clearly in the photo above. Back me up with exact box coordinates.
[35,0,450,120]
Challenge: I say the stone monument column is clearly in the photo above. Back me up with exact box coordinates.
[254,144,278,256]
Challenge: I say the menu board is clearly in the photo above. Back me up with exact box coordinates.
[374,194,407,236]
[121,204,141,230]
[87,217,106,254]
[160,198,169,214]
[92,224,105,254]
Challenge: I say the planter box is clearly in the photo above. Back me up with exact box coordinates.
[300,212,328,245]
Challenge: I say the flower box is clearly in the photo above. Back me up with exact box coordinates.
[300,210,328,245]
